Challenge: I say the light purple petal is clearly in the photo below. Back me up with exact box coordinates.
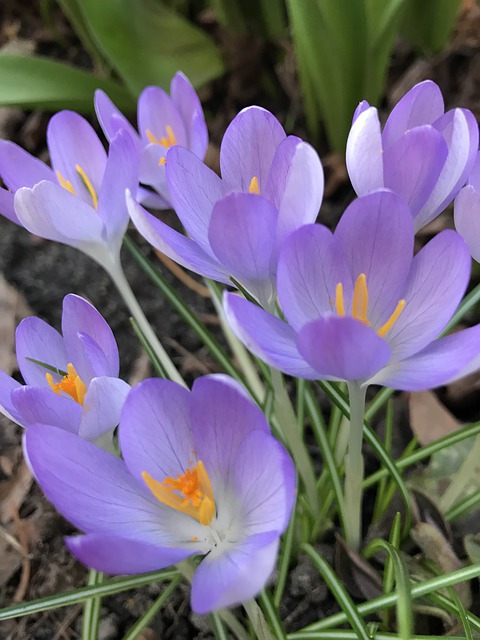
[454,185,480,262]
[0,187,20,225]
[66,533,194,574]
[137,86,187,147]
[383,126,448,215]
[387,230,470,359]
[11,386,82,433]
[79,377,130,441]
[371,324,480,390]
[0,141,54,191]
[14,182,104,249]
[277,224,351,331]
[139,144,168,197]
[352,100,371,123]
[224,293,318,378]
[220,106,286,192]
[346,107,384,195]
[165,146,228,252]
[15,316,67,386]
[170,71,208,158]
[234,430,295,536]
[94,89,140,145]
[334,190,414,327]
[297,316,391,382]
[265,137,324,249]
[0,371,24,425]
[24,424,169,543]
[416,108,479,230]
[136,186,170,210]
[190,375,270,486]
[119,378,193,483]
[127,192,230,283]
[191,532,279,614]
[208,193,278,307]
[97,129,139,244]
[62,294,119,379]
[382,80,445,147]
[47,111,107,204]
[468,152,480,191]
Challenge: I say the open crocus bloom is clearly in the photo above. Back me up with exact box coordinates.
[24,375,295,614]
[0,294,130,441]
[225,189,480,390]
[0,110,138,271]
[346,80,478,231]
[128,106,324,309]
[95,71,208,208]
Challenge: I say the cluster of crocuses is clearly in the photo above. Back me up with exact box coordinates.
[1,74,480,613]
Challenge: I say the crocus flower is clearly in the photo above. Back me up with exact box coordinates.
[225,189,480,390]
[0,110,138,271]
[454,152,480,262]
[0,294,130,442]
[24,374,295,613]
[346,80,478,231]
[128,106,324,309]
[95,71,208,208]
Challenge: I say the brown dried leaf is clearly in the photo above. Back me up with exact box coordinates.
[0,460,33,524]
[409,390,461,445]
[0,274,33,375]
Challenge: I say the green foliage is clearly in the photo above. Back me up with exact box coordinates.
[401,0,462,54]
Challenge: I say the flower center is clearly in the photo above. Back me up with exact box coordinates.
[142,460,216,526]
[56,165,98,209]
[335,273,406,338]
[46,363,87,404]
[146,125,177,166]
[248,176,260,194]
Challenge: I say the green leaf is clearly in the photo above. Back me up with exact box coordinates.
[0,54,134,112]
[76,0,224,96]
[401,0,462,54]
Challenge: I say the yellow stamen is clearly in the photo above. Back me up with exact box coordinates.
[56,170,75,196]
[146,125,177,149]
[46,363,87,404]
[159,157,167,166]
[377,299,406,337]
[75,164,98,210]
[352,273,369,324]
[142,460,215,526]
[248,176,260,194]
[335,282,345,316]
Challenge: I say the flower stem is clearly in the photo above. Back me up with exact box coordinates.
[344,383,367,551]
[106,259,186,387]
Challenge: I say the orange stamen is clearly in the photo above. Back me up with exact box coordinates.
[75,164,98,209]
[352,273,369,325]
[377,299,406,337]
[46,363,87,404]
[335,282,345,316]
[146,125,177,149]
[248,176,260,194]
[56,170,75,195]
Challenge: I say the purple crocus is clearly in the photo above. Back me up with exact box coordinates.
[24,375,295,613]
[346,80,478,231]
[225,189,480,390]
[0,110,138,271]
[128,106,324,309]
[95,71,208,208]
[454,152,480,262]
[0,294,130,442]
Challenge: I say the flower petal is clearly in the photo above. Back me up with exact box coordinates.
[346,107,384,195]
[224,293,318,378]
[11,386,82,433]
[191,532,279,614]
[387,230,470,359]
[208,193,278,307]
[170,71,208,158]
[119,378,193,483]
[15,316,67,387]
[66,533,195,574]
[79,377,131,441]
[220,106,286,192]
[127,191,230,283]
[47,111,107,203]
[94,89,140,145]
[334,190,414,327]
[190,375,270,486]
[382,80,444,147]
[165,146,228,252]
[234,430,295,535]
[0,371,24,425]
[454,185,480,262]
[297,316,391,382]
[137,85,187,147]
[0,140,54,191]
[0,186,20,225]
[277,224,351,331]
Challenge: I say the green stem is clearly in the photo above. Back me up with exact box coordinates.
[82,569,103,640]
[344,383,367,551]
[271,368,320,516]
[105,258,186,387]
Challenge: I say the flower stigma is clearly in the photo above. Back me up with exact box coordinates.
[142,460,216,526]
[46,363,87,404]
[248,176,260,194]
[335,273,405,337]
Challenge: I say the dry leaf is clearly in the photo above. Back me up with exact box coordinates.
[409,390,461,445]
